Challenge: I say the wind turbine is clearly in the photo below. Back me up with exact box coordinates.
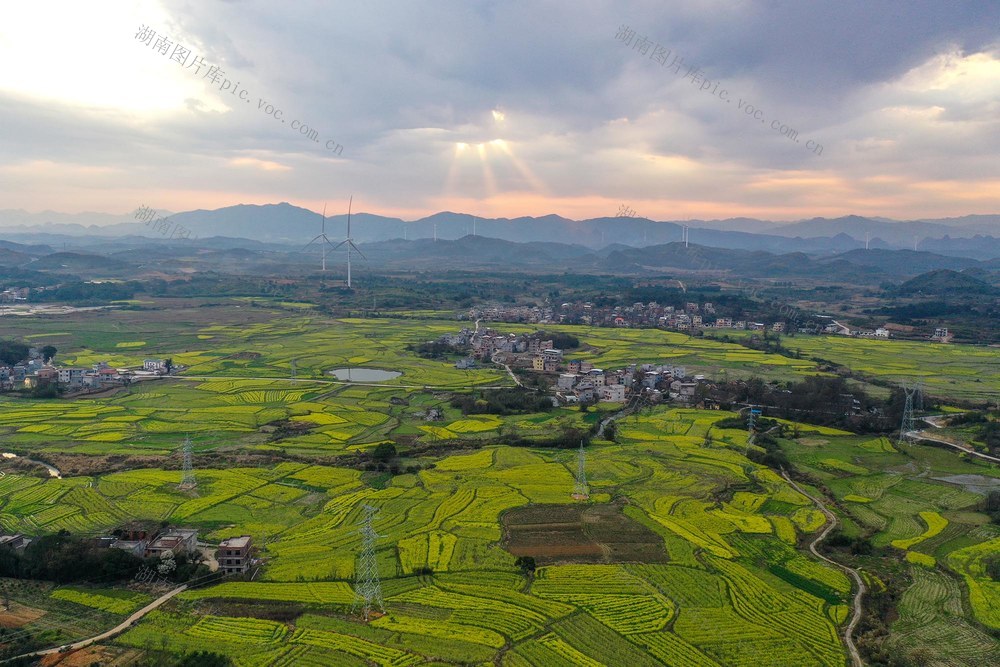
[303,204,337,272]
[335,196,365,287]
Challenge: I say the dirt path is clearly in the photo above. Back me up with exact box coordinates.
[1,585,187,664]
[781,470,866,667]
[491,355,523,388]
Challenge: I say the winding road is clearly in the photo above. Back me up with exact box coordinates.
[1,585,187,664]
[781,470,866,667]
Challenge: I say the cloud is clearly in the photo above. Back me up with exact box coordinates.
[0,0,996,222]
[229,157,293,172]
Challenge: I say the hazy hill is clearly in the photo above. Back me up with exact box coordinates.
[895,269,998,296]
[2,205,997,260]
[29,252,133,275]
[818,249,981,274]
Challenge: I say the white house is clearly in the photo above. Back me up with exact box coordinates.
[600,384,626,402]
[143,359,167,372]
[557,373,579,391]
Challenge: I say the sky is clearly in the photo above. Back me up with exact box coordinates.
[1,0,998,223]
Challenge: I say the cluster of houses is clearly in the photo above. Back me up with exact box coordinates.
[816,317,892,339]
[0,526,255,576]
[435,326,702,405]
[467,301,801,334]
[552,362,698,405]
[0,353,171,392]
[114,528,254,576]
[0,287,30,302]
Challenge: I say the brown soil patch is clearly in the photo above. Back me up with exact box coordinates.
[42,646,141,666]
[0,602,46,628]
[501,501,668,565]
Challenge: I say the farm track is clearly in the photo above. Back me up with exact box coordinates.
[1,584,187,664]
[780,470,866,667]
[907,415,1000,464]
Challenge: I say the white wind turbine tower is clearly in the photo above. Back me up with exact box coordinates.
[334,196,365,288]
[304,204,337,272]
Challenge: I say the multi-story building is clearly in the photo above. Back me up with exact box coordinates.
[145,528,199,558]
[143,359,167,372]
[600,384,626,402]
[217,535,253,575]
[57,368,87,387]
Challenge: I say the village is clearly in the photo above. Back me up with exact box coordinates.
[0,524,255,578]
[0,349,173,393]
[465,301,906,339]
[435,325,703,407]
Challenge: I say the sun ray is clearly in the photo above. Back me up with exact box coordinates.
[494,140,547,194]
[479,144,498,198]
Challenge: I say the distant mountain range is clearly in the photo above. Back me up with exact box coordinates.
[3,230,999,287]
[1,205,997,261]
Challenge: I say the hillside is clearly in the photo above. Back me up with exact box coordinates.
[895,269,998,296]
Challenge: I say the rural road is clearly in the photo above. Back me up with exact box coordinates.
[1,585,187,664]
[907,430,1000,464]
[780,470,866,667]
[907,414,1000,464]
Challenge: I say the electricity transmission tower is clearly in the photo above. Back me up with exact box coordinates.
[746,406,759,454]
[290,358,297,379]
[178,435,196,490]
[898,385,917,446]
[572,441,589,500]
[353,504,384,621]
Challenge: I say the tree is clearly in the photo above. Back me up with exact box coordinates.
[0,340,30,366]
[164,358,174,373]
[515,556,536,577]
[371,442,397,462]
[177,652,232,667]
[40,345,57,363]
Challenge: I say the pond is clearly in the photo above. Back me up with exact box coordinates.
[329,368,402,382]
[2,452,62,478]
[932,474,1000,495]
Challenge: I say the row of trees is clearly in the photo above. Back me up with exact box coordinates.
[707,375,903,434]
[450,388,554,416]
[0,530,206,584]
[30,282,136,304]
[0,341,55,365]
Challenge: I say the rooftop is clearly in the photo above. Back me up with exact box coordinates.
[219,535,252,548]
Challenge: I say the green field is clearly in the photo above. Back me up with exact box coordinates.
[1,302,999,665]
[706,330,1000,401]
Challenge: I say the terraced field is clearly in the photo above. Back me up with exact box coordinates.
[2,407,856,665]
[787,431,1000,664]
[2,304,999,665]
